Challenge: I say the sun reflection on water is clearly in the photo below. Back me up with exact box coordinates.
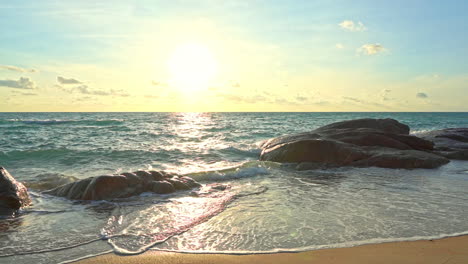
[160,112,233,174]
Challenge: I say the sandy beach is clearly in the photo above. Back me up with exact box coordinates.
[76,235,468,264]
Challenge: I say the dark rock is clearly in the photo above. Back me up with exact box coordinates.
[150,181,175,194]
[179,176,202,188]
[82,175,130,200]
[44,170,201,200]
[133,171,154,184]
[0,167,31,213]
[315,118,410,135]
[417,128,468,160]
[260,118,449,169]
[352,149,450,169]
[166,178,191,190]
[149,171,165,181]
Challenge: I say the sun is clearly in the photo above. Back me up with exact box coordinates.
[167,42,218,92]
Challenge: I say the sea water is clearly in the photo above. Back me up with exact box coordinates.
[1,112,468,263]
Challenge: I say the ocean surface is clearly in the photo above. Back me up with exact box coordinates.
[1,112,468,263]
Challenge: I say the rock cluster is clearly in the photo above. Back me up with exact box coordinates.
[260,118,450,169]
[44,170,201,200]
[0,167,31,213]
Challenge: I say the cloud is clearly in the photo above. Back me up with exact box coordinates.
[217,93,267,104]
[342,96,388,109]
[11,90,37,96]
[74,96,94,102]
[342,96,362,103]
[335,43,344,49]
[358,44,386,55]
[339,20,366,32]
[57,76,82,85]
[296,96,308,102]
[416,92,428,98]
[59,84,130,97]
[0,65,37,73]
[0,77,36,89]
[381,89,393,101]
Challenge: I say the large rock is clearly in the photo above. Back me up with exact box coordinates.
[417,128,468,160]
[0,167,31,213]
[260,118,449,169]
[44,170,201,200]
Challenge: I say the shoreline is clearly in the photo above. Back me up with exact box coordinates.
[75,235,468,264]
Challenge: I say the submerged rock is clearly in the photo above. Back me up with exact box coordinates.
[0,167,31,213]
[417,128,468,160]
[44,170,201,201]
[260,118,449,169]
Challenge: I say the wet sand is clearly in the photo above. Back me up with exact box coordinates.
[76,235,468,264]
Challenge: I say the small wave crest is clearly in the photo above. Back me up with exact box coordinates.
[186,161,278,182]
[218,146,261,157]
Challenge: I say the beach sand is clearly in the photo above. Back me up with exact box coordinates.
[76,235,468,264]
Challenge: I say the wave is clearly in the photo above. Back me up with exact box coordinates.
[0,148,173,162]
[0,119,124,126]
[185,161,278,182]
[101,184,268,255]
[23,173,78,191]
[146,231,468,255]
[218,146,261,158]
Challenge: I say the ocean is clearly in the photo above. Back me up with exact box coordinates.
[1,112,468,263]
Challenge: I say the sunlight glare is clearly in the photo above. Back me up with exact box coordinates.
[167,42,218,92]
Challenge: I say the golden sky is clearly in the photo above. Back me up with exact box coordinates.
[1,1,467,111]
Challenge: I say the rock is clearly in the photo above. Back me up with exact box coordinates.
[166,178,191,190]
[260,118,449,169]
[0,167,31,213]
[315,118,411,135]
[352,149,450,169]
[81,175,130,200]
[417,128,468,160]
[179,176,202,188]
[150,181,175,194]
[44,170,201,200]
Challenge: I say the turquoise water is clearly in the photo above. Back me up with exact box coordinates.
[1,112,468,263]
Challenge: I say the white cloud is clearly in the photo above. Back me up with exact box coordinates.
[339,20,366,32]
[0,65,38,73]
[0,77,36,89]
[358,44,386,55]
[335,43,344,49]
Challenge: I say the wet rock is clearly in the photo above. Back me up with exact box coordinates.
[417,128,468,160]
[179,176,202,188]
[81,175,130,200]
[150,181,175,194]
[166,178,191,190]
[260,118,449,169]
[44,170,201,200]
[149,170,165,181]
[0,167,31,213]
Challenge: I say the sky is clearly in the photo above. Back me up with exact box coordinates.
[1,0,468,112]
